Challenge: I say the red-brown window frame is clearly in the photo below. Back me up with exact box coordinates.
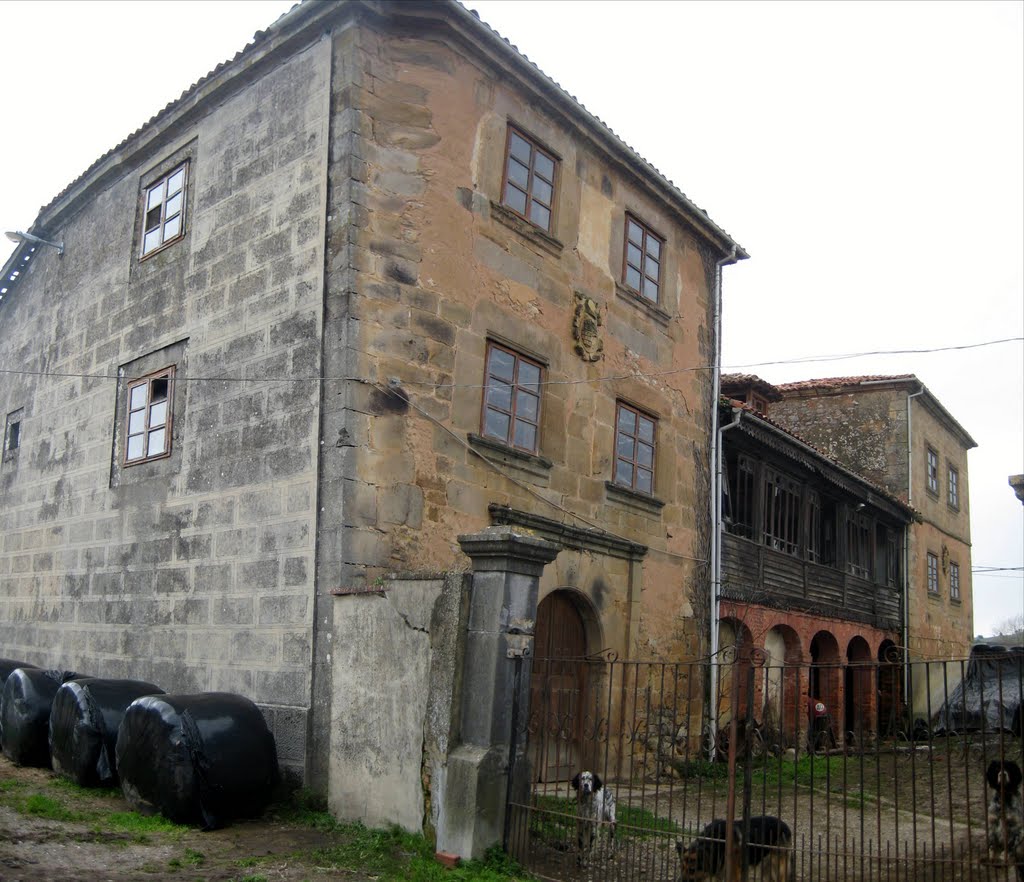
[140,162,188,259]
[622,213,664,303]
[500,125,559,234]
[613,401,657,494]
[480,342,543,454]
[926,551,939,594]
[124,366,175,466]
[926,447,939,495]
[949,561,961,601]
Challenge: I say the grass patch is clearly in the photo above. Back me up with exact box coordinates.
[311,824,530,882]
[51,777,122,799]
[21,793,86,822]
[528,794,678,848]
[0,778,26,792]
[670,758,730,780]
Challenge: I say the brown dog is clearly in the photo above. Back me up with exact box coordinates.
[677,816,794,881]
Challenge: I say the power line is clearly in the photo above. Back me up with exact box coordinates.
[0,336,1019,389]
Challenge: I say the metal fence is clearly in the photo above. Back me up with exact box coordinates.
[505,647,1024,881]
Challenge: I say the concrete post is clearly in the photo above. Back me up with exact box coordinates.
[436,527,560,860]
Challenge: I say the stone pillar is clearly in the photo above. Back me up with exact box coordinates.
[436,527,559,860]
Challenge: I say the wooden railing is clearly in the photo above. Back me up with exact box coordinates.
[721,532,901,629]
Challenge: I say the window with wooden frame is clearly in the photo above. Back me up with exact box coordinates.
[622,215,663,303]
[949,561,961,601]
[763,468,801,556]
[806,490,822,562]
[947,465,960,510]
[926,551,939,594]
[926,447,939,495]
[501,126,558,233]
[886,530,900,588]
[481,342,542,454]
[141,162,188,257]
[845,513,872,579]
[614,402,656,494]
[726,452,756,539]
[125,368,174,464]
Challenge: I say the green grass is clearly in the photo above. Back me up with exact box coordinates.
[528,794,678,848]
[0,771,532,882]
[23,792,86,822]
[310,824,530,882]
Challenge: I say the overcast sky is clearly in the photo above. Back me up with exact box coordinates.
[1,0,1021,638]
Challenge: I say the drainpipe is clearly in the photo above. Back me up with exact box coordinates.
[903,384,925,708]
[708,246,738,756]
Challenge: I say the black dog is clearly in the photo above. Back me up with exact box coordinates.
[571,770,617,863]
[986,760,1024,881]
[677,815,794,881]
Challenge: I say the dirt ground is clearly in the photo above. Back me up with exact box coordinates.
[0,757,364,882]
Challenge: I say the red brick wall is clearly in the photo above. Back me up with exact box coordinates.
[719,602,900,748]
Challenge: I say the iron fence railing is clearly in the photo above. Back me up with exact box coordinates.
[505,648,1024,881]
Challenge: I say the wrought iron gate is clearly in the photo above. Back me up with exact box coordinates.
[504,648,1024,881]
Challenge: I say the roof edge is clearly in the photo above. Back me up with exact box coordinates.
[27,0,747,262]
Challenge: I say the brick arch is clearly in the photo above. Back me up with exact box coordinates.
[845,635,875,741]
[810,630,841,742]
[717,617,756,724]
[763,624,803,745]
[877,639,903,737]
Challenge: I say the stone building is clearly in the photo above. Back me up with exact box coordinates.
[717,377,915,746]
[768,376,977,713]
[0,0,744,821]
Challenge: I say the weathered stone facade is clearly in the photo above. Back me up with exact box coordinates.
[0,0,744,792]
[769,377,977,688]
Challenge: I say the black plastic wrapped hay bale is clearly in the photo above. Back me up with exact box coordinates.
[49,678,164,788]
[1,667,80,767]
[116,692,279,830]
[0,659,38,687]
[0,660,38,742]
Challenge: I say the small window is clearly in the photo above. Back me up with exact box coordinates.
[927,552,939,594]
[3,408,22,462]
[949,562,961,601]
[501,126,558,232]
[926,447,939,495]
[141,162,188,257]
[947,466,960,510]
[622,215,663,303]
[614,402,656,494]
[125,368,175,464]
[481,342,542,454]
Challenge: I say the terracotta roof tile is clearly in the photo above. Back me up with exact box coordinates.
[774,375,916,392]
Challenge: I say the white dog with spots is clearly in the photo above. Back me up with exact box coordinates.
[571,770,617,863]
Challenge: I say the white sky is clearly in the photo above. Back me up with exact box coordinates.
[1,0,1021,637]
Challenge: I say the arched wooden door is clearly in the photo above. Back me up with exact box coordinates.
[529,591,587,783]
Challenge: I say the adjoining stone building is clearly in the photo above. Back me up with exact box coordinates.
[717,377,915,747]
[0,0,745,827]
[767,376,977,713]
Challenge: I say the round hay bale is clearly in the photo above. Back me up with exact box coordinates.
[1,667,80,767]
[49,678,164,787]
[116,692,279,829]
